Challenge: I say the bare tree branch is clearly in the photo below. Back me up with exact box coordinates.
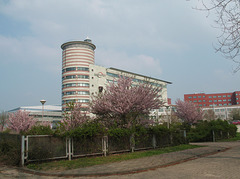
[195,0,240,72]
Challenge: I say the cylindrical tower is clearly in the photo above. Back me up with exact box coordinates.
[61,38,96,111]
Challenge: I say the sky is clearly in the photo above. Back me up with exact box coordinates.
[0,0,239,111]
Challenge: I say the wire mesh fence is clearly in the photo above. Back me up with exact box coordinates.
[0,133,21,165]
[135,133,154,150]
[108,135,131,153]
[1,130,188,166]
[72,136,103,157]
[27,135,67,161]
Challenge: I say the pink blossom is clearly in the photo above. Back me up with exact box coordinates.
[7,110,37,133]
[90,76,164,128]
[62,102,88,130]
[175,99,203,124]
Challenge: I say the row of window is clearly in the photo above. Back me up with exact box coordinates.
[191,99,231,103]
[188,95,231,99]
[62,83,89,88]
[62,67,89,73]
[106,72,164,87]
[62,75,89,80]
[62,99,90,104]
[196,103,233,107]
[62,91,90,96]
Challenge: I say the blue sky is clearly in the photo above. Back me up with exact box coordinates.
[0,0,239,111]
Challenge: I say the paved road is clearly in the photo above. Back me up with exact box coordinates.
[98,142,240,179]
[0,141,239,179]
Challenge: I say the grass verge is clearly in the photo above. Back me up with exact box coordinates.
[26,144,200,171]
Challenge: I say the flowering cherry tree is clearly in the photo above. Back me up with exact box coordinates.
[62,102,88,130]
[175,99,203,125]
[7,110,37,133]
[90,76,164,128]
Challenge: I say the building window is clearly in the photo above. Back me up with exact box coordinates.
[77,75,89,79]
[209,100,212,102]
[65,75,76,79]
[194,100,197,102]
[66,91,75,95]
[77,67,89,71]
[66,67,76,72]
[107,72,119,78]
[188,97,192,99]
[209,96,212,98]
[63,83,90,88]
[193,96,197,98]
[198,96,201,98]
[98,86,103,93]
[77,99,90,103]
[218,100,222,102]
[77,91,90,95]
[223,95,226,97]
[213,96,217,98]
[199,100,202,102]
[218,96,222,98]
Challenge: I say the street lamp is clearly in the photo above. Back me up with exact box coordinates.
[40,99,46,121]
[165,106,170,129]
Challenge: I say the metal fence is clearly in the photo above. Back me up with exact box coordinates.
[0,133,21,165]
[1,131,187,166]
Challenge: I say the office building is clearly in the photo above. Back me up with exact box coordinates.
[184,91,240,107]
[61,38,172,113]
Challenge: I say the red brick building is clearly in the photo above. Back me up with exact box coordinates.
[184,91,240,107]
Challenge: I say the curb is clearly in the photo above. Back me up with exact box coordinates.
[17,147,231,177]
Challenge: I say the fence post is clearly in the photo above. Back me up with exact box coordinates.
[152,134,156,149]
[67,138,72,160]
[21,136,25,166]
[212,130,215,142]
[130,133,135,152]
[102,136,108,157]
[170,132,173,145]
[183,130,187,144]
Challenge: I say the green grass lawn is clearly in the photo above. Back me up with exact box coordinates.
[26,144,200,171]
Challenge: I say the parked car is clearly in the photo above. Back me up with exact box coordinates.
[232,120,240,125]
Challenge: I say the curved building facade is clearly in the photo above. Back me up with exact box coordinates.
[61,39,96,111]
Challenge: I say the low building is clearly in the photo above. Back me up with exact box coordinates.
[8,105,62,125]
[202,104,240,121]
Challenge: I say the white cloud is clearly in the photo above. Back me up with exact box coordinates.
[0,35,60,74]
[96,49,162,78]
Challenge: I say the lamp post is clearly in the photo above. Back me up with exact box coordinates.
[40,99,46,121]
[166,106,170,129]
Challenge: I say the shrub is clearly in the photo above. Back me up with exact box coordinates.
[188,119,237,142]
[24,125,54,135]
